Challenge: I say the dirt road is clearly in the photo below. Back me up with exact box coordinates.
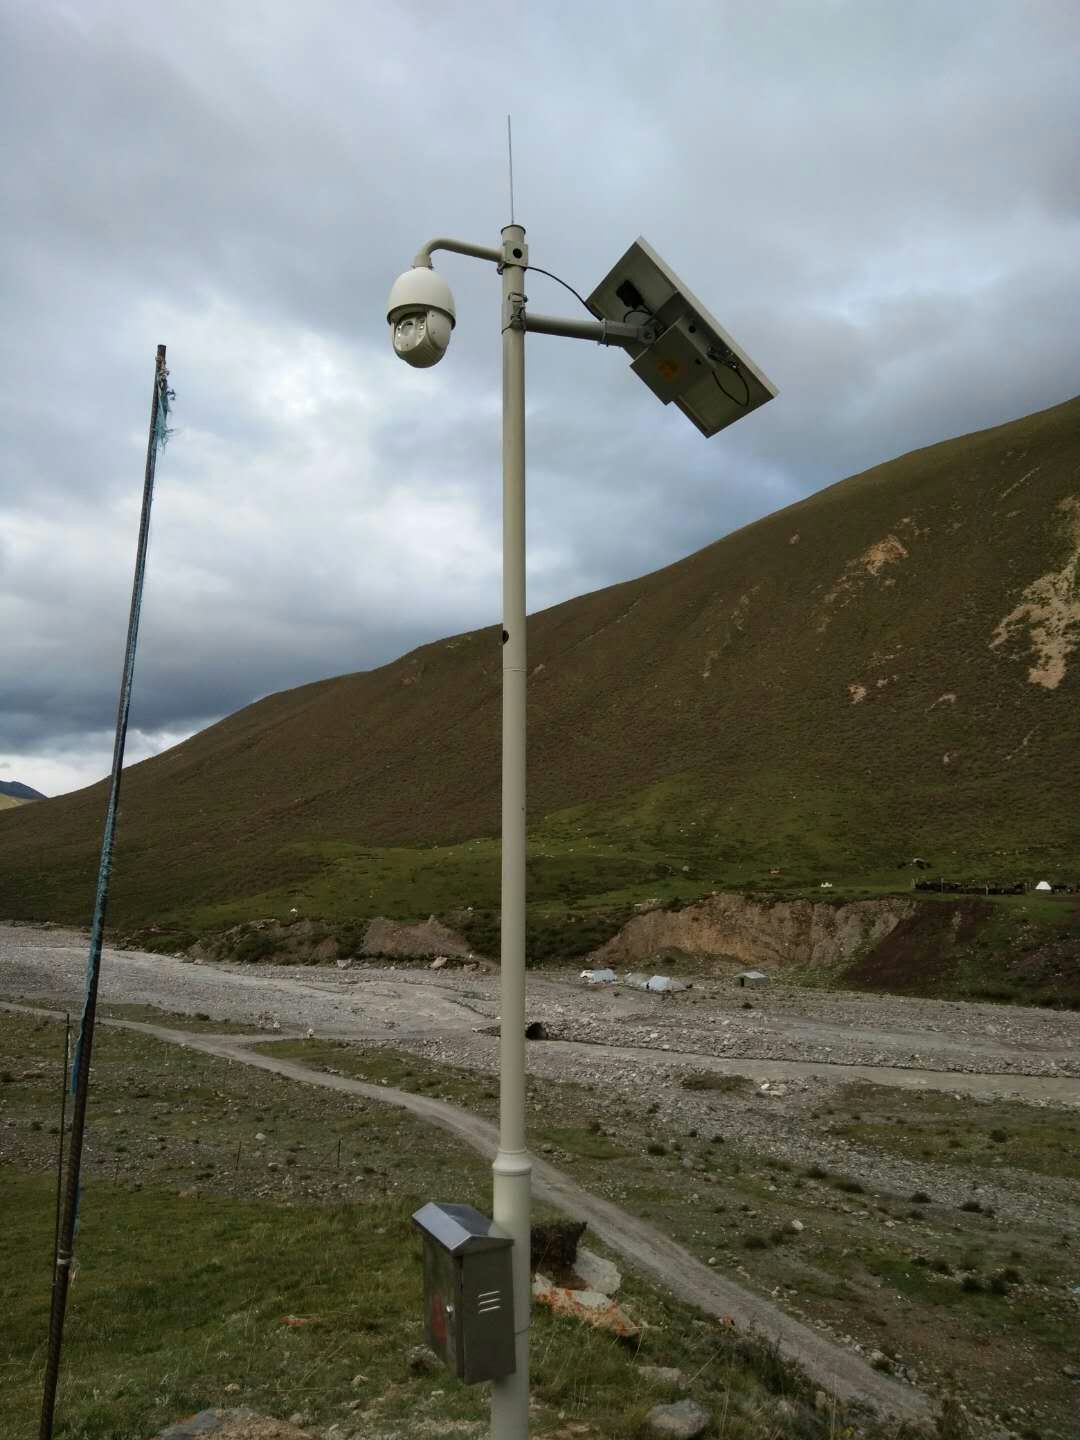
[1,999,931,1424]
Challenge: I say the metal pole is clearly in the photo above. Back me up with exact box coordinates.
[51,1015,71,1276]
[491,222,531,1440]
[38,344,169,1440]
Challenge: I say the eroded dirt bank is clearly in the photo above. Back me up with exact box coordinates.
[588,891,917,973]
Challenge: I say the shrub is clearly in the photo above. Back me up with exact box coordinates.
[646,1142,667,1157]
[961,1274,983,1293]
[834,1176,865,1194]
[989,1128,1008,1143]
[234,930,276,964]
[931,1257,953,1274]
[681,1072,750,1093]
[911,1190,932,1204]
[959,1199,983,1213]
[804,1163,829,1180]
[743,1234,769,1250]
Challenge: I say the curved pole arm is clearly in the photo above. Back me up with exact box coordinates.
[412,236,503,268]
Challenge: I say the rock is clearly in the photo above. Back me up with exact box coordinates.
[155,1412,310,1439]
[814,1390,830,1414]
[531,1218,586,1271]
[406,1344,439,1375]
[638,1365,687,1389]
[787,1218,804,1233]
[430,956,448,970]
[574,1246,621,1296]
[644,1398,711,1437]
[1062,1363,1080,1380]
[532,1274,641,1339]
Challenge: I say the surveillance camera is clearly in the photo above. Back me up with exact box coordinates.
[387,266,456,368]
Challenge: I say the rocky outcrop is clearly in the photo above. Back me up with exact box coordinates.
[362,914,473,960]
[587,891,916,974]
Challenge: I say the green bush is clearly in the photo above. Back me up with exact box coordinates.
[233,930,277,963]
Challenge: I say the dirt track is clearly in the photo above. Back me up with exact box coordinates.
[0,999,931,1424]
[5,925,1080,1428]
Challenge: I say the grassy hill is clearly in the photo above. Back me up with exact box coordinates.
[1,395,1078,950]
[0,781,46,802]
[0,795,26,812]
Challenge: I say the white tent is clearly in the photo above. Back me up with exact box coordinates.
[1035,880,1052,892]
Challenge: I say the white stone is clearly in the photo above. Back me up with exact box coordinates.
[645,1398,711,1437]
[574,1246,621,1296]
[639,1365,687,1389]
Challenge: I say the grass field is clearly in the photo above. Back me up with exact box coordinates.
[259,1037,1080,1439]
[0,1010,915,1440]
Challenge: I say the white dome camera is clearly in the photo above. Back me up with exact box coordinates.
[387,266,456,368]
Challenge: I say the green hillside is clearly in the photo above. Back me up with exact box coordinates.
[1,395,1078,946]
[0,795,26,812]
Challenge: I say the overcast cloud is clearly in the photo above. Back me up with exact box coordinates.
[2,1,1079,796]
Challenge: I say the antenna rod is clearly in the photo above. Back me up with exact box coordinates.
[38,345,171,1440]
[507,114,515,225]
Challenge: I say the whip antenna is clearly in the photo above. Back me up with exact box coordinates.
[507,114,515,224]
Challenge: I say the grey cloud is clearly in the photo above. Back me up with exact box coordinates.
[2,1,1079,792]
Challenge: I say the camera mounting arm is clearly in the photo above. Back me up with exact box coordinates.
[522,311,656,350]
[412,237,503,268]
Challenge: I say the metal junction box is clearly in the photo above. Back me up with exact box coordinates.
[412,1201,516,1384]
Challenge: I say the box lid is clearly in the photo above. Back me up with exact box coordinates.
[412,1202,513,1255]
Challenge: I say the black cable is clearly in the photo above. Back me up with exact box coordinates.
[524,265,595,316]
[713,364,751,408]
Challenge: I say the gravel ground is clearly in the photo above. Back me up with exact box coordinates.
[4,921,1077,1233]
[4,923,1078,1438]
[3,923,1077,1078]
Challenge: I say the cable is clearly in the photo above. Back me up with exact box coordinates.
[524,265,595,316]
[712,364,750,408]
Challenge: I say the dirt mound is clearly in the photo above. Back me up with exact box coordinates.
[362,914,473,960]
[588,892,914,973]
[156,1408,311,1439]
[189,914,479,967]
[844,900,987,993]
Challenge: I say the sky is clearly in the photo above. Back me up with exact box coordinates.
[2,1,1079,798]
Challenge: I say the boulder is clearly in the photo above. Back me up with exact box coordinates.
[638,1365,687,1390]
[532,1274,640,1339]
[644,1399,711,1438]
[574,1246,621,1296]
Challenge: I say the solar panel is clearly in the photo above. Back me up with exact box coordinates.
[587,237,777,438]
